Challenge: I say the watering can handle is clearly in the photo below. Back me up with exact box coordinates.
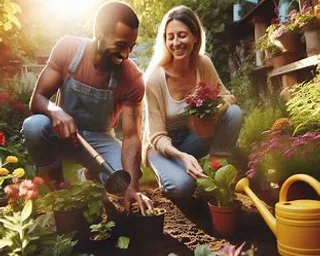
[279,174,320,202]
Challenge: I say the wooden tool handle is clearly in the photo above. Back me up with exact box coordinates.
[76,133,104,164]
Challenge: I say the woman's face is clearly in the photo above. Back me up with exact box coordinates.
[165,19,197,61]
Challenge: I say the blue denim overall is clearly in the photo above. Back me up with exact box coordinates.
[22,40,124,177]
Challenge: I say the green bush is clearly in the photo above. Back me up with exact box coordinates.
[238,107,282,156]
[286,74,320,135]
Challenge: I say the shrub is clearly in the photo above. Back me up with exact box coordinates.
[286,74,320,135]
[238,107,282,156]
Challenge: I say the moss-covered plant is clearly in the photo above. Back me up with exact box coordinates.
[286,74,320,135]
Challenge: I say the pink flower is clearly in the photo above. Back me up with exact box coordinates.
[25,190,39,199]
[33,176,45,185]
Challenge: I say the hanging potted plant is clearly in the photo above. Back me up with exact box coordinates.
[185,82,226,137]
[197,158,241,237]
[35,180,105,236]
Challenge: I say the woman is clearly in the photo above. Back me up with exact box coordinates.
[144,6,242,201]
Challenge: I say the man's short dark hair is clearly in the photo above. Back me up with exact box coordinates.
[94,1,139,36]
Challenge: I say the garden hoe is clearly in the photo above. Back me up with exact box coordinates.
[77,133,131,195]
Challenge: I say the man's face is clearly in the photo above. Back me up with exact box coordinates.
[97,22,137,70]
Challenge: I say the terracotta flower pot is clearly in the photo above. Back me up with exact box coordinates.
[188,115,217,137]
[207,200,242,237]
[274,32,299,53]
[271,52,300,68]
[304,28,320,57]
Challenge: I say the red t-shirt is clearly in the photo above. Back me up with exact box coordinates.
[47,36,145,128]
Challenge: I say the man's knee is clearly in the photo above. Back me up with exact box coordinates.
[22,114,52,139]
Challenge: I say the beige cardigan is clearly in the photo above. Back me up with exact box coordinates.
[145,55,232,156]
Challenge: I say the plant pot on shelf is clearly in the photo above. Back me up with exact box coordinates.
[304,28,320,57]
[271,52,300,68]
[273,32,299,53]
[188,115,217,137]
[207,200,242,237]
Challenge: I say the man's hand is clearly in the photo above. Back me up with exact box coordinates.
[178,152,208,180]
[50,106,79,146]
[124,187,153,216]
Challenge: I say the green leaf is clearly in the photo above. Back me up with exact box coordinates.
[0,238,12,248]
[194,244,215,256]
[214,165,237,188]
[116,236,130,249]
[21,200,33,222]
[196,178,216,192]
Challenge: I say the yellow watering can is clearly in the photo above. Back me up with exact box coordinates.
[235,174,320,256]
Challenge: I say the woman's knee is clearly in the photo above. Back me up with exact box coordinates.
[228,105,242,122]
[162,175,195,200]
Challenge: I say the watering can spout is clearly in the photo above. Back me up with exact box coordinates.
[235,178,277,235]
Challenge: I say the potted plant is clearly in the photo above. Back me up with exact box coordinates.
[35,180,105,235]
[291,5,320,56]
[89,213,115,241]
[197,157,241,236]
[260,24,300,68]
[128,207,166,241]
[185,82,226,137]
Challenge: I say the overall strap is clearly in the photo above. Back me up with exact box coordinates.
[108,66,121,89]
[68,39,89,74]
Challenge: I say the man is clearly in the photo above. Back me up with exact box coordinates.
[22,1,152,215]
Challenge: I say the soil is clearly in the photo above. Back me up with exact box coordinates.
[75,183,279,256]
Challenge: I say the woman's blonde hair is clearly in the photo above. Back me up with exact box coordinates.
[145,5,206,80]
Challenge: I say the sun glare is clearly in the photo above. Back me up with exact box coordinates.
[44,0,92,16]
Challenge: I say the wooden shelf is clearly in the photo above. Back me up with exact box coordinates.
[268,54,320,77]
[253,64,273,72]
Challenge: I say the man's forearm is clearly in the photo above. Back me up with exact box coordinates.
[122,136,142,190]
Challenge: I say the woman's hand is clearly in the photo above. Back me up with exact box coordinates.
[178,152,208,180]
[223,94,237,105]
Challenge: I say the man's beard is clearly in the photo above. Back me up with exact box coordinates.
[100,52,122,71]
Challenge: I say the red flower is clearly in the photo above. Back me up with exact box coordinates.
[0,91,10,104]
[210,158,222,170]
[0,132,5,146]
[12,102,26,112]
